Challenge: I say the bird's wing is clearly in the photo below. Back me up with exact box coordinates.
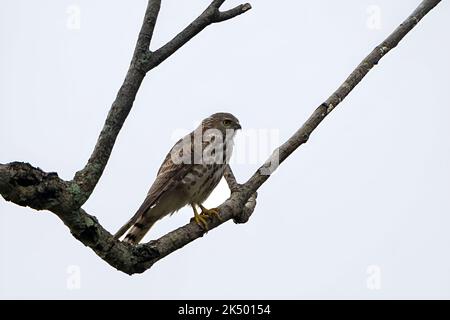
[114,138,193,239]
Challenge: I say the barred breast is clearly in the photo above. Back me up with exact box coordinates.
[180,134,233,205]
[181,163,225,204]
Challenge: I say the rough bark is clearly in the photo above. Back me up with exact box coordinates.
[0,0,441,274]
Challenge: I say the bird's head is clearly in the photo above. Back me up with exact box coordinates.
[203,112,241,137]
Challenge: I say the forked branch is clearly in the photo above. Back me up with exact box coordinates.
[0,0,441,274]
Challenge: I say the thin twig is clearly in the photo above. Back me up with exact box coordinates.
[224,165,240,192]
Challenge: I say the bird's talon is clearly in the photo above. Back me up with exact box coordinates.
[199,206,222,221]
[192,213,209,230]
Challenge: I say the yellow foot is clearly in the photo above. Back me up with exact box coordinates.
[193,212,209,230]
[199,205,222,221]
[190,204,209,230]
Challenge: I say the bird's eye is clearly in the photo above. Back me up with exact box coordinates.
[222,119,232,127]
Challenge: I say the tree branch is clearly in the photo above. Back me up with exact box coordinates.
[243,0,442,194]
[0,162,254,274]
[223,165,257,223]
[134,0,161,57]
[224,164,240,192]
[0,0,441,274]
[216,3,252,22]
[147,2,251,69]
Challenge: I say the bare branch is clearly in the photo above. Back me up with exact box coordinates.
[211,0,226,8]
[223,165,257,223]
[233,192,257,224]
[0,162,248,274]
[134,0,162,57]
[243,0,442,194]
[0,163,69,212]
[148,2,252,69]
[216,3,252,22]
[0,0,442,275]
[71,0,162,204]
[224,164,240,192]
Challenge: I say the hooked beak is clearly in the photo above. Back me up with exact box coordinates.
[235,123,242,130]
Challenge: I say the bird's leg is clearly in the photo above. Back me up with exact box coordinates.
[190,204,208,230]
[199,204,222,221]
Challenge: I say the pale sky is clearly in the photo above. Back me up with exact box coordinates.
[1,0,449,299]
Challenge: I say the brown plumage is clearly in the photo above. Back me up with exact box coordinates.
[114,112,241,244]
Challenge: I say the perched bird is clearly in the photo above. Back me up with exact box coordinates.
[114,112,241,244]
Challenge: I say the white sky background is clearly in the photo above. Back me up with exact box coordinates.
[1,0,449,299]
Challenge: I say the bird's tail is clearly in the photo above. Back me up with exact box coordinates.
[122,215,157,245]
[114,206,159,245]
